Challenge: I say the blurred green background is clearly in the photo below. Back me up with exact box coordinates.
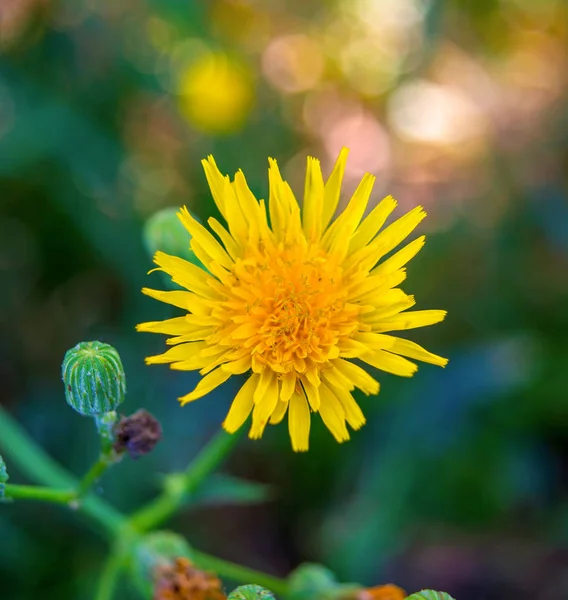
[1,0,568,598]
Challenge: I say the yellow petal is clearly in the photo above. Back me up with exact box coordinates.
[349,195,398,253]
[318,383,350,442]
[233,171,261,244]
[136,317,192,335]
[360,350,418,377]
[179,368,232,404]
[372,309,447,332]
[324,173,375,258]
[332,358,379,395]
[280,371,296,403]
[369,206,426,264]
[288,391,311,452]
[363,296,416,323]
[371,236,425,278]
[152,251,219,298]
[142,288,195,311]
[145,341,207,365]
[268,158,287,239]
[354,270,408,305]
[223,374,259,433]
[328,384,366,430]
[165,328,212,345]
[269,396,289,424]
[321,367,355,393]
[178,206,233,269]
[221,356,252,374]
[302,156,325,241]
[301,377,320,411]
[253,368,277,404]
[249,376,279,439]
[380,336,448,367]
[338,338,373,358]
[321,147,349,230]
[201,155,228,217]
[207,217,240,260]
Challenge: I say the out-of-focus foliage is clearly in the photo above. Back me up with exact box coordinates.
[1,0,567,599]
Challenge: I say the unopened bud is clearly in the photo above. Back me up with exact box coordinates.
[228,585,275,600]
[144,207,201,266]
[62,341,126,416]
[288,563,338,600]
[0,455,8,497]
[113,409,162,459]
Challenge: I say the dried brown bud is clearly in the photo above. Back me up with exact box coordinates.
[153,557,226,600]
[113,409,162,459]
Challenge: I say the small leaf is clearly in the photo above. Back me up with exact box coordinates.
[405,591,455,600]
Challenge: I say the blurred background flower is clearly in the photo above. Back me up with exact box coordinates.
[1,0,568,598]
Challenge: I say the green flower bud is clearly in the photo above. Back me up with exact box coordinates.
[131,531,193,595]
[288,563,338,600]
[405,592,455,600]
[0,455,8,498]
[228,585,275,600]
[62,341,126,416]
[143,207,201,266]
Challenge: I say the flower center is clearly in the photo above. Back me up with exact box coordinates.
[221,242,361,374]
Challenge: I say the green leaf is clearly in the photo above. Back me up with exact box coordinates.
[188,474,273,507]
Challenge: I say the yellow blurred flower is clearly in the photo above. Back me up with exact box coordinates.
[177,50,254,134]
[138,150,447,451]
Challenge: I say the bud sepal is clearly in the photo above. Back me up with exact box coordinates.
[62,341,126,417]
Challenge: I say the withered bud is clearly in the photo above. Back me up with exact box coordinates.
[114,409,162,459]
[153,557,226,600]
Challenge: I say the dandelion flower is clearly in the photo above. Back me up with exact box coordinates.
[137,149,447,451]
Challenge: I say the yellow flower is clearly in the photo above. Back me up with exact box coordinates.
[178,51,253,134]
[137,149,447,451]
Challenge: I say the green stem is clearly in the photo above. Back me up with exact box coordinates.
[130,429,243,533]
[77,454,118,498]
[0,406,124,537]
[193,550,289,597]
[4,484,75,504]
[95,546,127,600]
[0,406,76,489]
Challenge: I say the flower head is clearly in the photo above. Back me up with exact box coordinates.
[153,557,226,600]
[137,149,447,451]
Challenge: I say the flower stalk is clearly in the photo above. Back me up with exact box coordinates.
[129,428,243,532]
[3,484,76,504]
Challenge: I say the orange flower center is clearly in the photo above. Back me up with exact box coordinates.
[220,242,361,374]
